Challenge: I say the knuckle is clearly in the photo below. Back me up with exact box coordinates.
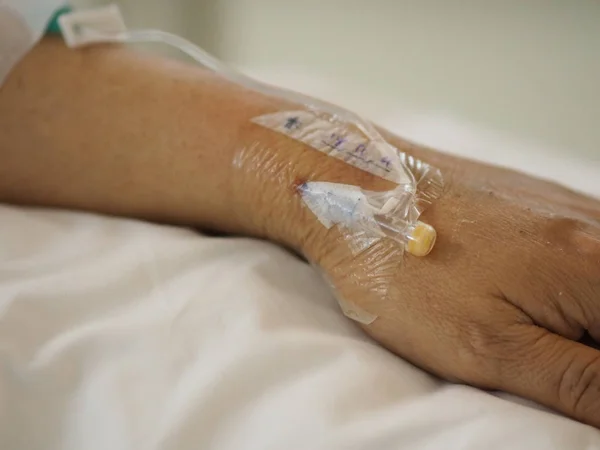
[559,354,600,420]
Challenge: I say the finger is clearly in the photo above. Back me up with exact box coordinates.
[491,325,600,428]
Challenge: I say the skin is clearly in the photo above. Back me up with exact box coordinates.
[1,38,600,428]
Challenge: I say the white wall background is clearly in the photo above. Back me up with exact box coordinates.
[73,0,600,161]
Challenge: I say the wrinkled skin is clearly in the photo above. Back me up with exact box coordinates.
[303,141,600,428]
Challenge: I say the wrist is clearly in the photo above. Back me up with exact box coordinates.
[229,120,323,251]
[230,120,398,259]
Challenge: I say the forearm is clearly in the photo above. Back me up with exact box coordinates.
[0,38,278,229]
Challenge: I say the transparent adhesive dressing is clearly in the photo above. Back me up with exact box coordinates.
[58,5,444,324]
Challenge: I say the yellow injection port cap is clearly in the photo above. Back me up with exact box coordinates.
[407,221,437,257]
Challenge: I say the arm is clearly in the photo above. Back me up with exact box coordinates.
[2,37,600,428]
[0,37,298,241]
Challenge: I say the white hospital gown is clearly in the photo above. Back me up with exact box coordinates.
[0,0,65,85]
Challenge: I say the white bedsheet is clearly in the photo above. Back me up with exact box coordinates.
[2,116,600,450]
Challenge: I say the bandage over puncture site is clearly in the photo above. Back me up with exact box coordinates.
[254,109,443,323]
[252,110,414,185]
[253,110,443,252]
[252,110,443,206]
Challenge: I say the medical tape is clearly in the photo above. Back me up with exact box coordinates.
[253,110,439,256]
[252,110,413,185]
[253,111,441,324]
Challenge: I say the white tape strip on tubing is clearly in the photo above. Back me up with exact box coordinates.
[252,110,414,185]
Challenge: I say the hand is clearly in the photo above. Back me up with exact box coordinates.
[284,137,600,428]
